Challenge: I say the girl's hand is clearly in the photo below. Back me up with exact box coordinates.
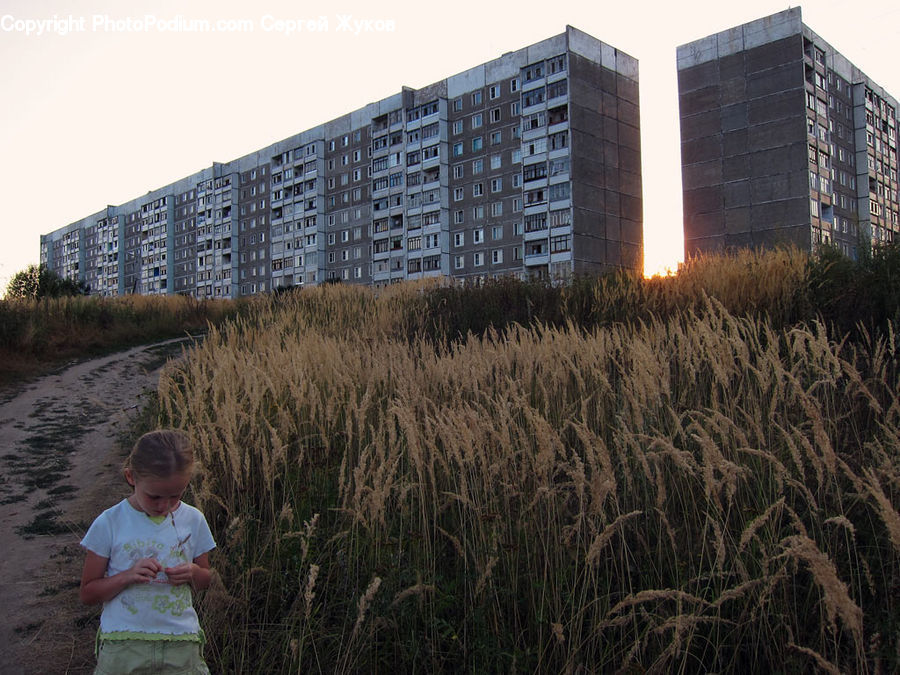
[163,562,196,586]
[80,552,166,605]
[129,557,164,584]
[165,553,212,590]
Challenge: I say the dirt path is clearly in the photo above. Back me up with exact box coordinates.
[0,338,196,674]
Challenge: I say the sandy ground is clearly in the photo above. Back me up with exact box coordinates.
[0,338,194,674]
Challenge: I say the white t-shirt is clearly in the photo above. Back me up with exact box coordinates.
[81,498,216,638]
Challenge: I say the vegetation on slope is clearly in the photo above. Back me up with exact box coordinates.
[147,244,900,673]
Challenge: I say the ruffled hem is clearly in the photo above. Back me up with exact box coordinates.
[99,630,201,642]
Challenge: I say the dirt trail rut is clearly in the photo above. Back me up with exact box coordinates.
[0,338,193,674]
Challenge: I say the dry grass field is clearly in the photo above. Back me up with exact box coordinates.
[153,248,900,673]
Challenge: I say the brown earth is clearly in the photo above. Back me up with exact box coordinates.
[0,338,194,674]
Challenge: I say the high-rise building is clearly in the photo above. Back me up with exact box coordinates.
[41,26,642,298]
[678,8,898,260]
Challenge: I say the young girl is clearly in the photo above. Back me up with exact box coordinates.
[80,429,216,674]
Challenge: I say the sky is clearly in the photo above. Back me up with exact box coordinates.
[1,0,899,291]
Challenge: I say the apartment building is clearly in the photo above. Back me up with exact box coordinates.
[678,8,898,260]
[40,26,642,298]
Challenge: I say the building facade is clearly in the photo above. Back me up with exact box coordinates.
[678,8,898,260]
[41,26,642,298]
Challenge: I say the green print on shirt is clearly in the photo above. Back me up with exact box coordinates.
[121,595,139,615]
[152,585,191,616]
[123,539,165,555]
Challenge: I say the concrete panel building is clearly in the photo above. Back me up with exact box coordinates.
[41,26,642,298]
[678,8,898,260]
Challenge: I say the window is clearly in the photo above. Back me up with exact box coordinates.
[454,232,464,247]
[526,241,546,257]
[489,85,500,100]
[524,63,544,82]
[491,131,502,145]
[490,108,501,123]
[491,201,503,217]
[492,249,503,264]
[525,213,547,232]
[548,105,568,125]
[510,102,520,116]
[472,113,483,129]
[491,154,502,170]
[549,158,569,176]
[473,205,484,220]
[453,120,463,135]
[472,159,484,174]
[472,91,482,105]
[472,137,483,152]
[549,183,570,201]
[523,88,545,108]
[453,98,463,112]
[547,54,566,75]
[453,164,464,179]
[550,209,571,227]
[473,251,484,266]
[550,234,570,252]
[510,78,519,93]
[549,131,568,150]
[455,254,464,269]
[454,210,465,224]
[491,177,503,192]
[525,138,547,156]
[492,225,503,240]
[453,142,464,157]
[454,187,464,201]
[473,183,484,197]
[524,163,548,182]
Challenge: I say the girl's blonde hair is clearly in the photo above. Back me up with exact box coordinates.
[125,429,194,480]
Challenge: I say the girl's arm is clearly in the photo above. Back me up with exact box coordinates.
[79,550,163,605]
[164,552,212,591]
